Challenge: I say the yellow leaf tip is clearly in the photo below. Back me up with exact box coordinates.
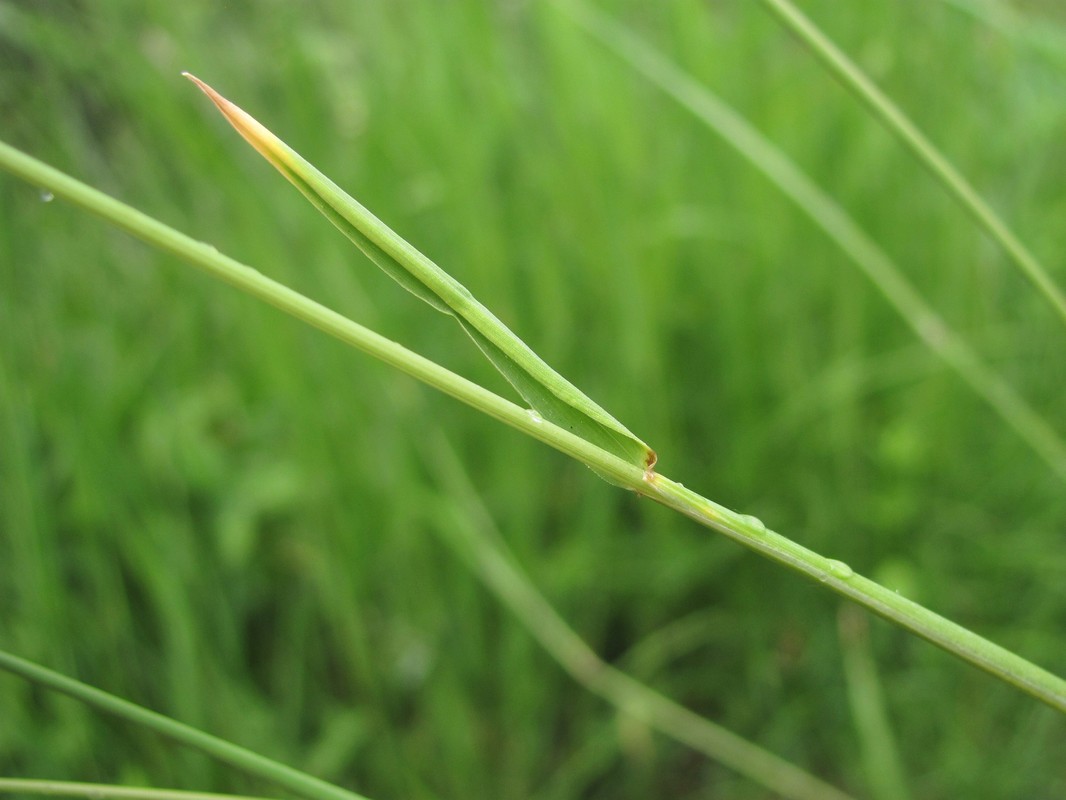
[182,73,291,174]
[182,72,223,104]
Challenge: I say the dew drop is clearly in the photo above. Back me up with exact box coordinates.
[826,559,854,579]
[39,190,54,203]
[526,409,543,424]
[737,514,766,534]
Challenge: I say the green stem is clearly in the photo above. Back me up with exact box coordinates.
[0,651,368,800]
[1,139,1063,714]
[759,0,1066,330]
[0,139,636,487]
[642,476,1066,713]
[838,608,912,800]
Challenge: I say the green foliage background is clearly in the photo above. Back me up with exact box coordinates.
[1,1,1064,797]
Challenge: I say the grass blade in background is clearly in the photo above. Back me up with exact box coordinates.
[183,74,656,473]
[423,432,856,800]
[941,0,1066,61]
[837,608,912,800]
[558,0,1066,483]
[0,780,274,800]
[0,651,370,800]
[759,0,1066,330]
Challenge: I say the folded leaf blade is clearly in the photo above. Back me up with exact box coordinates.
[185,73,656,471]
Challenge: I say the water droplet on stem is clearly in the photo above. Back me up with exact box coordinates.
[826,559,854,579]
[737,514,766,534]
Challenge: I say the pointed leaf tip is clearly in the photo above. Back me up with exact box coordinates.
[184,74,291,173]
[182,72,215,99]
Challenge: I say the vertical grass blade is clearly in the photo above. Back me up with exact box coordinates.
[760,0,1066,330]
[838,608,912,800]
[183,74,656,473]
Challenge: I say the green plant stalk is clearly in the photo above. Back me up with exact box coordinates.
[0,779,275,800]
[644,478,1066,714]
[424,432,856,800]
[838,608,912,800]
[941,0,1066,61]
[0,651,368,800]
[0,139,630,484]
[1,140,1064,714]
[759,0,1066,329]
[558,0,1066,483]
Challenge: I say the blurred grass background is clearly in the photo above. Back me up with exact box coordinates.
[1,0,1065,797]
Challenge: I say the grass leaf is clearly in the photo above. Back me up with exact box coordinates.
[183,73,657,473]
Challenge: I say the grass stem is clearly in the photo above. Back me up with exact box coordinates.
[1,138,1063,716]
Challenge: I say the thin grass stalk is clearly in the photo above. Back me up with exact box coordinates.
[422,432,857,800]
[0,140,634,484]
[640,476,1066,713]
[556,0,1066,483]
[1,140,1064,712]
[0,651,369,800]
[838,608,912,800]
[941,0,1066,60]
[0,780,274,800]
[759,0,1066,330]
